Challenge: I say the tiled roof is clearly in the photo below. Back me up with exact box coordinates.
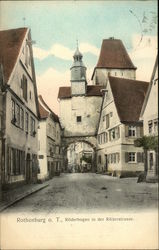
[58,85,103,99]
[38,95,59,122]
[0,28,27,83]
[96,39,136,69]
[109,76,149,122]
[38,101,49,119]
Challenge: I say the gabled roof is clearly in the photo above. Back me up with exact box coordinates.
[108,76,149,122]
[38,95,59,122]
[38,101,49,119]
[58,85,103,99]
[140,54,158,118]
[0,28,27,83]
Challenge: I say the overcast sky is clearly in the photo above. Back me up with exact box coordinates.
[0,1,157,114]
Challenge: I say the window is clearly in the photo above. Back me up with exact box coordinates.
[104,132,107,143]
[128,152,136,162]
[110,128,115,141]
[21,75,27,101]
[108,153,120,164]
[30,117,36,136]
[20,108,24,129]
[16,104,20,127]
[11,99,16,122]
[77,116,82,122]
[154,119,158,134]
[29,91,32,100]
[25,112,29,133]
[9,148,25,175]
[148,121,153,134]
[106,114,109,128]
[128,126,136,137]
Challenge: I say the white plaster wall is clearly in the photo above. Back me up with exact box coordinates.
[142,68,158,135]
[71,81,86,95]
[60,96,102,137]
[8,63,37,115]
[92,68,136,86]
[38,120,48,180]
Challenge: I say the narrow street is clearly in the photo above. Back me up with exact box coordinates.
[4,173,158,214]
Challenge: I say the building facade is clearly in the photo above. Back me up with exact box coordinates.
[38,95,63,180]
[96,76,149,177]
[140,55,158,181]
[58,46,103,170]
[58,46,103,139]
[0,28,39,188]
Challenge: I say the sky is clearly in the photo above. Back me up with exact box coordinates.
[0,0,157,114]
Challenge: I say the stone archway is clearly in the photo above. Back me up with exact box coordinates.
[61,135,97,173]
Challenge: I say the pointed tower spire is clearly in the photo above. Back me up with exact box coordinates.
[70,42,87,96]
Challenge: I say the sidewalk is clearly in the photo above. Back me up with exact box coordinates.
[0,180,50,212]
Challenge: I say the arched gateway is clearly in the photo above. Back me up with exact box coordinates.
[62,136,97,172]
[58,45,103,172]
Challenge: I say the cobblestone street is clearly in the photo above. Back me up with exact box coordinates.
[3,173,158,214]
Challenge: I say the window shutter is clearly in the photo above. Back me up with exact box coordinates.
[141,152,144,163]
[136,126,140,138]
[118,153,120,163]
[125,125,129,137]
[137,152,141,162]
[117,126,120,138]
[140,126,144,137]
[125,152,129,162]
[109,131,111,141]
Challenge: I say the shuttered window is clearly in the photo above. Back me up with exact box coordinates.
[125,152,144,163]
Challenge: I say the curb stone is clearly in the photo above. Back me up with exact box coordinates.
[0,184,49,212]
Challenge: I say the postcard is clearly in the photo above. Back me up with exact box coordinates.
[0,1,158,249]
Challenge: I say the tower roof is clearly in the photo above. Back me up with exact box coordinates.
[96,38,136,69]
[73,47,83,58]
